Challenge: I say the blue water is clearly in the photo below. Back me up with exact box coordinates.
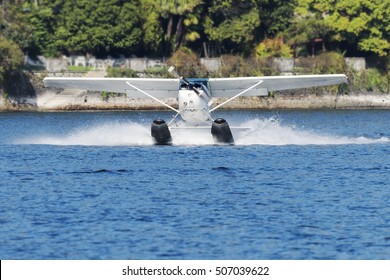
[1,110,390,259]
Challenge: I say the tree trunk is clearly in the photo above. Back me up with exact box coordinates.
[173,16,184,51]
[166,16,173,41]
[203,42,209,58]
[165,16,174,54]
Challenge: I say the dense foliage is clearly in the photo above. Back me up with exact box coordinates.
[0,35,24,76]
[287,0,390,57]
[1,0,389,60]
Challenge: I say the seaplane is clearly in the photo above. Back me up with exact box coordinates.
[44,67,347,145]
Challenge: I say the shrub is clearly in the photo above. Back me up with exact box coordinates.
[144,67,170,78]
[364,68,387,92]
[67,65,93,72]
[106,66,137,78]
[218,55,273,77]
[295,52,345,74]
[166,47,207,77]
[255,37,293,58]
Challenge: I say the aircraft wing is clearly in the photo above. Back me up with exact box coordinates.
[208,74,348,97]
[43,77,180,98]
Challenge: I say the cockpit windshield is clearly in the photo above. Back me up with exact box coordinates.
[179,78,210,96]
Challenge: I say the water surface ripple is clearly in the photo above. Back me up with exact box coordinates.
[1,110,390,259]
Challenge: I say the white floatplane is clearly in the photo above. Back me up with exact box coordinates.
[44,67,347,145]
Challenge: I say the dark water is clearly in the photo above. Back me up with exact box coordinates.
[1,110,390,259]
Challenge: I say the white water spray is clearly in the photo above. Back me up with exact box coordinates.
[235,118,389,145]
[15,118,389,146]
[16,122,153,146]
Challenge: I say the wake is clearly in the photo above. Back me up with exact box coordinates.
[235,118,389,145]
[15,118,390,146]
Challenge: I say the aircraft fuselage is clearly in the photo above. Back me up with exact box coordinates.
[177,78,213,124]
[178,89,211,123]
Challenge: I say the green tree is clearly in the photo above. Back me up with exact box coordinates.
[325,0,390,56]
[285,16,331,57]
[22,0,143,57]
[0,0,34,51]
[54,0,142,56]
[0,35,24,79]
[204,0,260,54]
[22,2,58,56]
[141,8,164,54]
[140,0,203,55]
[112,1,143,55]
[256,0,296,37]
[290,0,390,57]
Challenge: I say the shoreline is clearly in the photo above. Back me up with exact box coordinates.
[2,90,390,112]
[2,70,389,112]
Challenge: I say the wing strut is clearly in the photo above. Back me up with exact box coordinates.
[210,80,264,112]
[125,82,179,113]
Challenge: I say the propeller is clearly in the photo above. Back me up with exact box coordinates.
[168,66,201,96]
